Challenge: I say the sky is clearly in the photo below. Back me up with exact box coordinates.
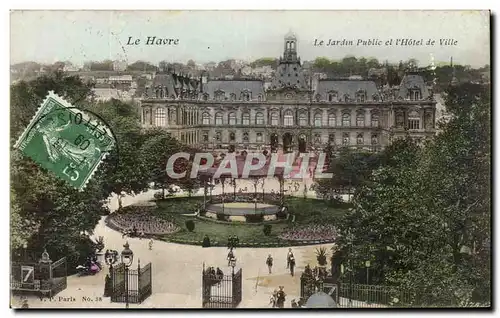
[10,10,490,68]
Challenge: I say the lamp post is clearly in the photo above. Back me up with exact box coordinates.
[212,136,216,150]
[229,256,237,276]
[22,242,27,261]
[121,242,134,309]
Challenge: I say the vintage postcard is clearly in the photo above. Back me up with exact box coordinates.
[9,10,491,309]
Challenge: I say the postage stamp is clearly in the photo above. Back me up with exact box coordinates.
[14,91,115,190]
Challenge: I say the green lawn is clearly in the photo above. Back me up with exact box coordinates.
[149,196,351,246]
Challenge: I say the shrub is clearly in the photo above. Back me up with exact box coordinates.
[315,247,328,266]
[185,220,195,232]
[94,236,105,252]
[154,191,164,200]
[245,214,264,223]
[202,235,211,248]
[263,224,272,236]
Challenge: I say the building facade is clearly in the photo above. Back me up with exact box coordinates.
[140,32,437,153]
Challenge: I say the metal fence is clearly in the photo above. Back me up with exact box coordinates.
[202,266,242,308]
[110,262,152,304]
[337,283,417,308]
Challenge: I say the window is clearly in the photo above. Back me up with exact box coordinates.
[243,132,249,142]
[371,112,379,127]
[203,132,209,142]
[328,134,335,145]
[356,112,365,127]
[315,94,321,102]
[328,113,336,127]
[314,134,321,143]
[328,92,337,102]
[408,89,421,100]
[414,90,421,100]
[408,110,420,130]
[242,113,250,125]
[357,133,364,145]
[344,94,349,102]
[215,91,224,101]
[342,113,351,126]
[284,111,293,126]
[230,93,236,101]
[396,112,404,128]
[258,94,262,101]
[356,91,366,102]
[271,112,279,126]
[256,132,263,143]
[228,112,236,125]
[215,112,223,125]
[256,112,264,125]
[342,133,350,146]
[299,113,307,126]
[202,112,210,125]
[155,108,166,127]
[314,113,322,127]
[229,132,236,141]
[215,132,221,141]
[241,92,251,101]
[371,134,378,145]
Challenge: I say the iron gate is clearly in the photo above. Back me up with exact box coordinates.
[110,261,152,304]
[202,265,242,308]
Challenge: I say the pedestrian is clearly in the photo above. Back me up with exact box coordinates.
[289,256,295,276]
[286,248,293,269]
[149,239,153,250]
[276,286,286,308]
[266,254,273,274]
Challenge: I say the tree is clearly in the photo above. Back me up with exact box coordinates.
[127,60,157,72]
[140,128,182,198]
[10,72,108,267]
[335,83,491,306]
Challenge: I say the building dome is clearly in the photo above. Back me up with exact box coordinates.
[304,292,337,308]
[284,30,297,40]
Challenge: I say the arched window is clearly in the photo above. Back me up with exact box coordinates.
[257,94,263,101]
[155,108,166,127]
[229,132,236,141]
[215,112,223,125]
[328,113,336,127]
[241,92,251,101]
[315,94,321,102]
[408,110,420,130]
[314,113,322,127]
[356,90,366,102]
[255,112,264,125]
[299,113,307,126]
[202,93,208,101]
[230,93,236,101]
[243,132,249,142]
[228,112,236,125]
[357,133,364,145]
[271,112,279,126]
[328,92,338,102]
[356,111,365,127]
[202,112,210,125]
[371,112,379,127]
[215,132,221,141]
[342,113,351,126]
[342,133,350,145]
[215,91,225,101]
[284,111,294,126]
[371,134,378,145]
[256,132,263,143]
[242,112,250,125]
[203,132,209,142]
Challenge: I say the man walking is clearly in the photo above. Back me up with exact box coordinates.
[266,254,273,274]
[286,248,294,269]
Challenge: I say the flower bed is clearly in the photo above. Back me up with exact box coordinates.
[278,224,338,242]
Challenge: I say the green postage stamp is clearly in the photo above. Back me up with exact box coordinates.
[14,91,116,190]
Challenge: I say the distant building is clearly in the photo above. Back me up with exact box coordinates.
[63,63,80,72]
[140,32,437,153]
[113,60,128,72]
[109,75,133,84]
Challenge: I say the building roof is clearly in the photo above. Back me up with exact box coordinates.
[269,63,308,90]
[315,79,380,101]
[202,80,265,98]
[305,292,337,308]
[397,73,430,99]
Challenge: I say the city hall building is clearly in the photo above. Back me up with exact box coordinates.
[139,32,437,153]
